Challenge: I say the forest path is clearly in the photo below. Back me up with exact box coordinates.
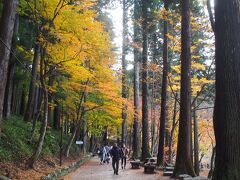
[63,157,171,180]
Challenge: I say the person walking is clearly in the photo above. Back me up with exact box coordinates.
[110,143,121,175]
[99,145,104,164]
[121,144,129,169]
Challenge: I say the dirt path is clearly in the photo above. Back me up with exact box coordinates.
[63,157,171,180]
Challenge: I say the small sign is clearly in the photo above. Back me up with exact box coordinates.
[76,141,84,145]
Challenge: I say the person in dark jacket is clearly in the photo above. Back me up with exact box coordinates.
[109,143,121,175]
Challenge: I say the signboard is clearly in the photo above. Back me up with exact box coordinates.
[76,141,84,145]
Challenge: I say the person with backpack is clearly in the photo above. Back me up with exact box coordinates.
[120,144,129,169]
[109,143,121,175]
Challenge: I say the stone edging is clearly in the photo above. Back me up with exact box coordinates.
[41,154,92,180]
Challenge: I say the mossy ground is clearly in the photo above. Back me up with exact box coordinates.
[0,115,80,162]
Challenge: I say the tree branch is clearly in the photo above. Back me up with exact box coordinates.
[207,0,215,33]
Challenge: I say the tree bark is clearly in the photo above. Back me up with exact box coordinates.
[3,62,14,118]
[169,94,178,164]
[208,146,216,178]
[193,105,199,175]
[207,0,215,34]
[3,15,19,119]
[53,101,60,130]
[47,66,55,125]
[65,114,69,134]
[141,0,150,161]
[24,44,40,122]
[151,79,156,156]
[32,85,39,119]
[0,0,18,137]
[30,88,43,141]
[173,0,195,177]
[157,0,169,166]
[132,0,141,159]
[213,0,240,179]
[11,79,18,114]
[121,0,128,145]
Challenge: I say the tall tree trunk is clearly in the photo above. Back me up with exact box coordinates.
[65,114,69,134]
[213,0,240,179]
[208,146,215,178]
[30,88,43,141]
[157,0,169,166]
[141,0,150,161]
[169,93,178,164]
[193,105,199,175]
[24,44,40,122]
[11,80,18,114]
[29,49,48,168]
[173,0,195,177]
[47,66,55,125]
[3,62,14,118]
[0,0,18,137]
[121,0,128,145]
[132,0,141,159]
[3,15,19,118]
[32,85,39,119]
[151,31,157,156]
[207,0,215,34]
[151,85,156,156]
[53,101,60,130]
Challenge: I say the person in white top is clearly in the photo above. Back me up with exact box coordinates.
[120,144,129,169]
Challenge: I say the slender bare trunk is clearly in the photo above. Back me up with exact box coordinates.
[168,94,178,164]
[24,44,40,122]
[29,49,48,168]
[3,63,14,118]
[121,0,128,145]
[193,105,199,175]
[30,88,43,141]
[208,146,215,178]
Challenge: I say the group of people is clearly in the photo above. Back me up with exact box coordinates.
[97,143,129,175]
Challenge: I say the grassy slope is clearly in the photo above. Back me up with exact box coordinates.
[0,115,80,161]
